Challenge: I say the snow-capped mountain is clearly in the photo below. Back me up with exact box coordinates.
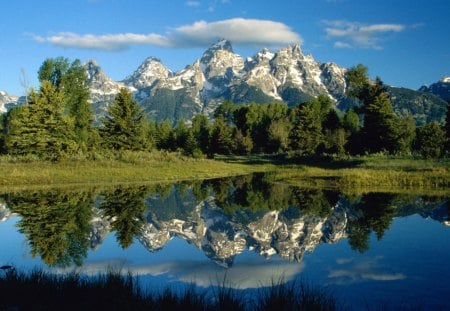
[86,40,352,123]
[1,40,447,124]
[85,40,447,124]
[419,76,450,102]
[0,90,23,114]
[122,57,172,90]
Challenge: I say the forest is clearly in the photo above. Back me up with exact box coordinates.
[1,58,449,161]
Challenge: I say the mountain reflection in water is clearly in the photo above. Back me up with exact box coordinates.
[1,174,448,269]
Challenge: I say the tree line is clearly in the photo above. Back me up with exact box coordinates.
[1,58,449,160]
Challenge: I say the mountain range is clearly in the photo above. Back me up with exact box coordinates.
[1,40,448,125]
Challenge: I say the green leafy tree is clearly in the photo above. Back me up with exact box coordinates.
[38,57,93,152]
[100,88,148,151]
[342,109,360,134]
[232,128,253,155]
[394,115,416,154]
[4,81,76,159]
[414,121,446,158]
[267,119,291,153]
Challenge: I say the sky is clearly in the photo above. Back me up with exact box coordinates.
[1,0,449,95]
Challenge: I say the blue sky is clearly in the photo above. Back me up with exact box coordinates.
[1,0,449,95]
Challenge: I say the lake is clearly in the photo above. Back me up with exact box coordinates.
[1,174,449,310]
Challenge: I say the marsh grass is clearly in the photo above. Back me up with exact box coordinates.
[1,152,448,193]
[0,151,276,188]
[268,156,450,192]
[0,268,338,311]
[256,278,338,311]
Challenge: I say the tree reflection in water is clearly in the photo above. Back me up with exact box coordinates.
[1,174,448,267]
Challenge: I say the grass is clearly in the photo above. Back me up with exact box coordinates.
[266,155,450,194]
[0,151,276,188]
[0,268,339,311]
[0,152,449,194]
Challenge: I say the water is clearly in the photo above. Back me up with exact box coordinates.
[1,174,449,309]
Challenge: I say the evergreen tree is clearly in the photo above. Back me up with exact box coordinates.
[4,81,76,159]
[191,114,210,154]
[210,115,233,155]
[174,119,189,150]
[346,65,401,154]
[155,120,175,150]
[100,88,148,151]
[289,101,323,156]
[361,92,399,153]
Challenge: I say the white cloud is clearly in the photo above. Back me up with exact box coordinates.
[323,20,406,49]
[55,258,304,289]
[171,18,301,47]
[327,257,406,285]
[32,32,169,51]
[186,1,201,7]
[30,18,302,51]
[334,41,352,49]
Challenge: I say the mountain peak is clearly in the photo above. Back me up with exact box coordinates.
[440,76,450,83]
[209,39,233,52]
[122,57,171,89]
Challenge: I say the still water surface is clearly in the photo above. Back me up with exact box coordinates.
[0,174,449,309]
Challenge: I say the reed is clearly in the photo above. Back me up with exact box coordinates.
[0,268,338,311]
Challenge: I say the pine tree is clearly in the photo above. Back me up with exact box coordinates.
[100,88,148,151]
[5,81,76,159]
[289,102,323,156]
[191,114,210,154]
[210,115,233,155]
[361,92,399,153]
[346,65,401,154]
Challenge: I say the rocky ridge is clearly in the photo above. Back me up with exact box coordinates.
[1,40,447,124]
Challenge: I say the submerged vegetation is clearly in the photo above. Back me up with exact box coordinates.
[0,268,338,311]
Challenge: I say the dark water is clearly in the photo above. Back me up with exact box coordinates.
[1,174,449,309]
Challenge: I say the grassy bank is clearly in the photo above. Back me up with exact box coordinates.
[0,151,276,188]
[267,156,450,193]
[1,152,449,193]
[0,268,337,311]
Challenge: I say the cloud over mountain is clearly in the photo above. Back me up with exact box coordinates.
[31,18,302,51]
[323,20,405,49]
